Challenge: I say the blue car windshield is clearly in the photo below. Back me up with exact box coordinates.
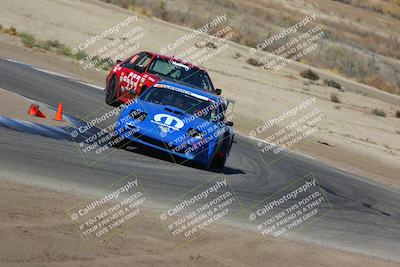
[142,87,218,121]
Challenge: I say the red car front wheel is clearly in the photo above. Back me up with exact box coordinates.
[105,76,120,106]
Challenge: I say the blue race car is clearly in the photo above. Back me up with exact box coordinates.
[115,80,234,169]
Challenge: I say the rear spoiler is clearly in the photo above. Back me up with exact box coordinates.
[224,98,236,112]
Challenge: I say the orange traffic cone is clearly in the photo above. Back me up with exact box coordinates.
[27,104,46,118]
[53,102,63,121]
[28,104,38,116]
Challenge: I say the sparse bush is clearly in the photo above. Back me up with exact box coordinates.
[4,26,18,36]
[330,93,341,103]
[20,32,36,48]
[56,45,72,56]
[35,41,50,50]
[9,26,17,35]
[156,0,168,20]
[395,110,400,118]
[332,0,400,20]
[92,56,114,71]
[0,27,108,70]
[372,108,386,117]
[205,42,217,49]
[324,79,342,91]
[246,58,262,67]
[119,0,130,9]
[233,28,259,48]
[136,6,153,17]
[300,69,320,81]
[195,40,217,49]
[233,52,242,59]
[72,50,88,61]
[364,75,397,94]
[46,40,63,48]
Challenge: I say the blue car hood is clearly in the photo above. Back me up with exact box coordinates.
[120,100,219,144]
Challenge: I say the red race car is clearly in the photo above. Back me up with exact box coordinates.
[105,51,221,106]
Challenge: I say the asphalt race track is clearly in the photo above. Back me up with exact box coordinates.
[0,57,399,261]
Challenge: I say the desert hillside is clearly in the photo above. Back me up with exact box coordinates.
[103,0,400,95]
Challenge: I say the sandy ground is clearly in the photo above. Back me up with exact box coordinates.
[0,179,398,267]
[0,87,69,127]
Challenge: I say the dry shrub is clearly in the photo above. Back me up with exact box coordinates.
[332,0,400,19]
[324,79,342,90]
[20,32,36,48]
[330,93,341,103]
[230,26,259,48]
[233,52,242,59]
[307,46,348,74]
[195,40,217,49]
[46,40,63,48]
[364,75,397,94]
[372,108,386,117]
[119,0,130,8]
[300,69,320,81]
[4,26,18,36]
[246,58,262,67]
[136,6,153,17]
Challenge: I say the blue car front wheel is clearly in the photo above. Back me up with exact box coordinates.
[207,133,233,169]
[209,151,228,169]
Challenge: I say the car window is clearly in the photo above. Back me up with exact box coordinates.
[136,55,151,69]
[143,87,218,121]
[123,53,151,72]
[150,60,176,75]
[148,58,214,91]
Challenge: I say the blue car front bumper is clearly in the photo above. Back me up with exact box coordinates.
[116,123,214,166]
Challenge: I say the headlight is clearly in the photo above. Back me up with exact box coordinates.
[130,109,147,122]
[188,128,205,140]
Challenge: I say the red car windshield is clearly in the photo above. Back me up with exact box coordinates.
[147,58,214,92]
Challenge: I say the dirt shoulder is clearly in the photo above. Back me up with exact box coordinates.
[0,179,397,267]
[0,35,103,87]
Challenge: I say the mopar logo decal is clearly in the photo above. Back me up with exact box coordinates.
[151,114,184,132]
